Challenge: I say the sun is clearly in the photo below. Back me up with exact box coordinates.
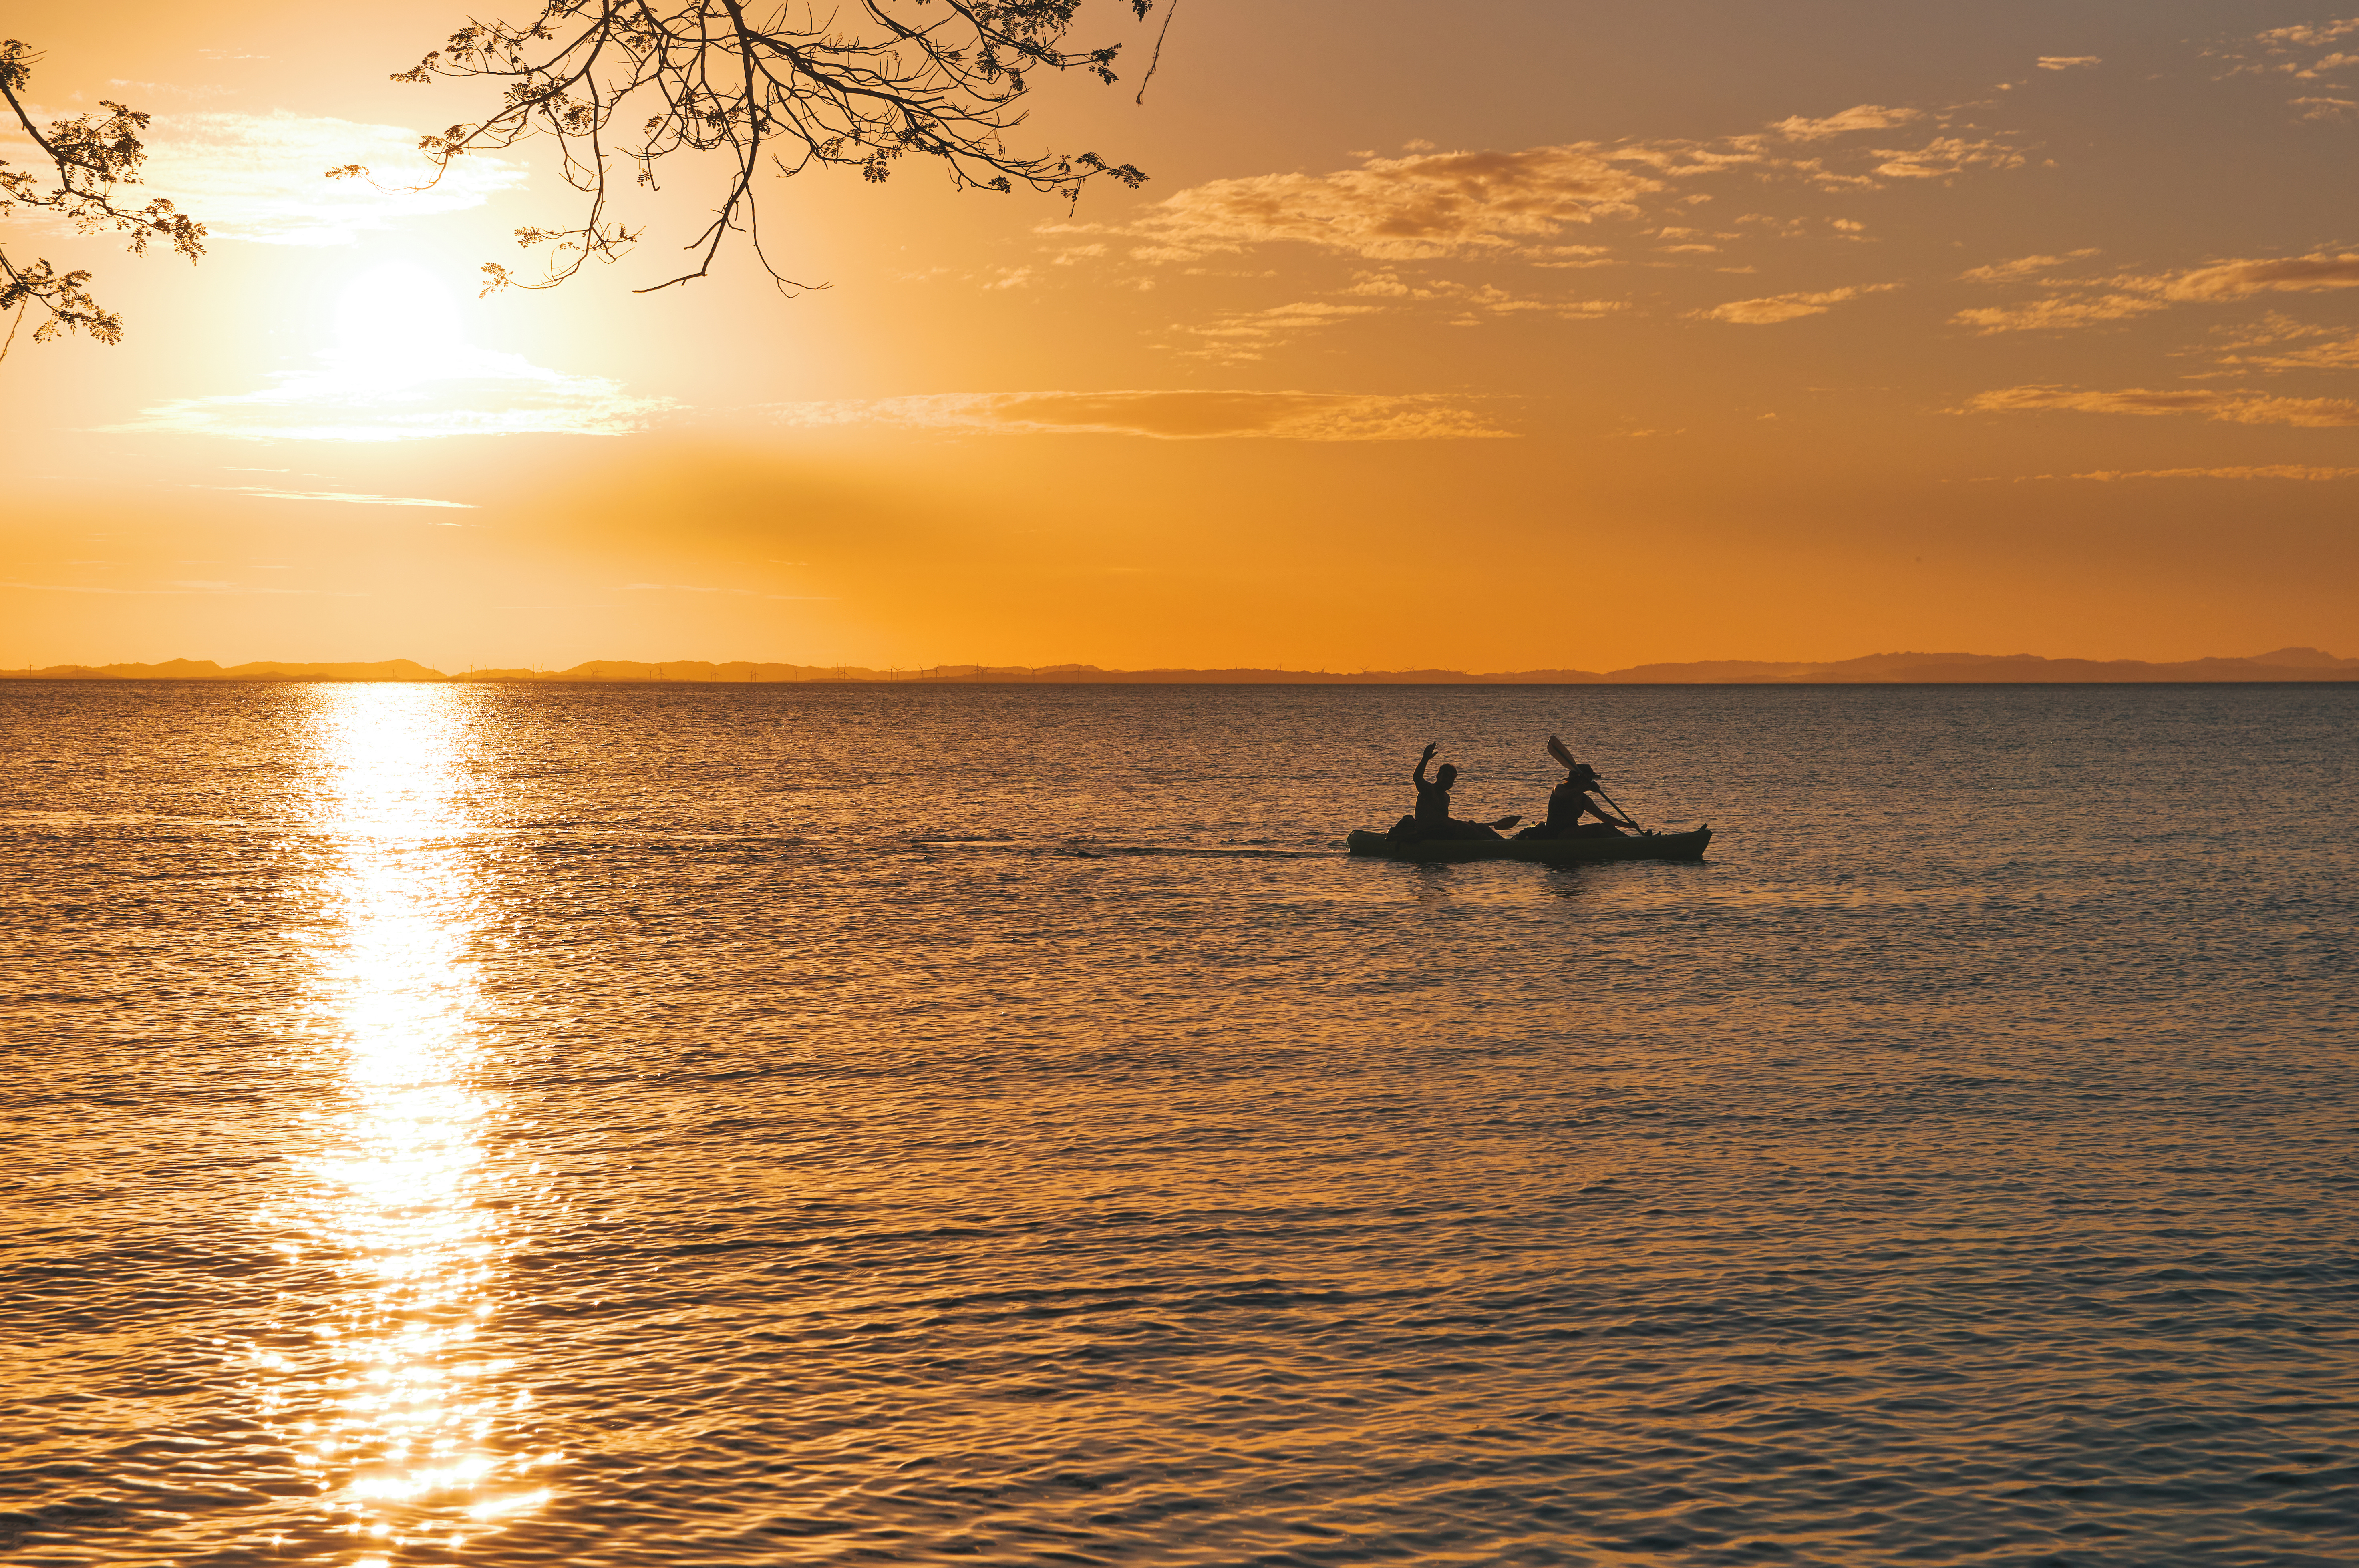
[331,261,470,388]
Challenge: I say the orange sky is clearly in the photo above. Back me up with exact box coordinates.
[4,0,2355,671]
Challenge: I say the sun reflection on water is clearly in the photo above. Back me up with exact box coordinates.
[246,686,555,1557]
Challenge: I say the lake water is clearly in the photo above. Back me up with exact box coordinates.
[3,681,2353,1567]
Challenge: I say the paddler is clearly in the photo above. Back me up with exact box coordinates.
[1517,738,1638,839]
[1400,743,1519,841]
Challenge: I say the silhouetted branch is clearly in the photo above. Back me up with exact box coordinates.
[0,38,206,354]
[345,0,1157,298]
[1134,0,1177,104]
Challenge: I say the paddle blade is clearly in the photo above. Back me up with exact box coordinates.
[1546,734,1575,770]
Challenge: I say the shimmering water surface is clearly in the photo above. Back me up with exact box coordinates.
[4,681,2353,1567]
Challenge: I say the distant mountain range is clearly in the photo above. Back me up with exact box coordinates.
[5,649,2355,684]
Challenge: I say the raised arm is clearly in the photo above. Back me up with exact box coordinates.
[1413,742,1439,785]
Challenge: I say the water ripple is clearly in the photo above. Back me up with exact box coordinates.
[3,682,2354,1565]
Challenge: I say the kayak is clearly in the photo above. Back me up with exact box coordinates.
[1345,825,1713,864]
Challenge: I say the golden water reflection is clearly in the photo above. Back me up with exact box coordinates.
[249,687,555,1559]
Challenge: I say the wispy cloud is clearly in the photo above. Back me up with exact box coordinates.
[2230,16,2359,78]
[2161,251,2359,299]
[1951,294,2167,333]
[2031,464,2359,480]
[1964,385,2359,426]
[2037,56,2103,71]
[134,111,524,245]
[1149,281,1624,362]
[1111,109,2027,266]
[616,583,837,600]
[114,348,675,441]
[1946,249,2359,337]
[1958,249,2103,282]
[104,78,237,102]
[1767,105,1924,140]
[1124,145,1674,263]
[2254,19,2359,47]
[2208,19,2359,119]
[1868,137,2028,179]
[2290,95,2359,121]
[1,581,184,596]
[1012,99,2054,368]
[1696,284,1897,324]
[0,579,331,596]
[2218,328,2359,371]
[770,390,1512,440]
[192,484,477,509]
[1171,301,1385,360]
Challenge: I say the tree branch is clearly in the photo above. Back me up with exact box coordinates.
[343,1,1154,296]
[0,38,207,349]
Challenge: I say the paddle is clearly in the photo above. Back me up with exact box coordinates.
[1547,733,1649,834]
[1594,785,1648,834]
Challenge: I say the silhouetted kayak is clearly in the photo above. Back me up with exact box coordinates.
[1345,826,1713,864]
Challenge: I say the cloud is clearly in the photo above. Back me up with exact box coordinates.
[1127,145,1677,262]
[2162,252,2359,299]
[2242,21,2359,79]
[1695,284,1896,324]
[2256,21,2359,49]
[1959,249,2102,282]
[1122,113,2030,266]
[1768,105,1923,140]
[1159,278,1626,359]
[0,579,327,596]
[769,390,1513,441]
[1,580,180,596]
[1951,294,2168,333]
[1526,243,1617,268]
[1946,249,2359,338]
[2217,21,2359,115]
[1160,300,1391,361]
[1184,300,1381,338]
[114,347,676,441]
[2291,95,2359,120]
[2191,395,2359,426]
[1870,137,2027,179]
[1480,297,1627,317]
[2046,465,2359,480]
[2037,56,2103,70]
[2220,330,2359,371]
[134,111,526,245]
[616,584,837,600]
[1965,385,2359,426]
[191,484,477,509]
[105,78,237,102]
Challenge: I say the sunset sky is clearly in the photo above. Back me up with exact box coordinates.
[4,0,2355,672]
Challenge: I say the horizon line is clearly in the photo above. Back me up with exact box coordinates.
[5,646,2355,686]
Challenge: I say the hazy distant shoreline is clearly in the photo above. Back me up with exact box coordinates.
[4,649,2355,685]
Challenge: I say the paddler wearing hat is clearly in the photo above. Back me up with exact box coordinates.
[1517,735,1637,840]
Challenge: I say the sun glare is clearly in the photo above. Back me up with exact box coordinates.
[233,687,558,1554]
[331,262,470,388]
